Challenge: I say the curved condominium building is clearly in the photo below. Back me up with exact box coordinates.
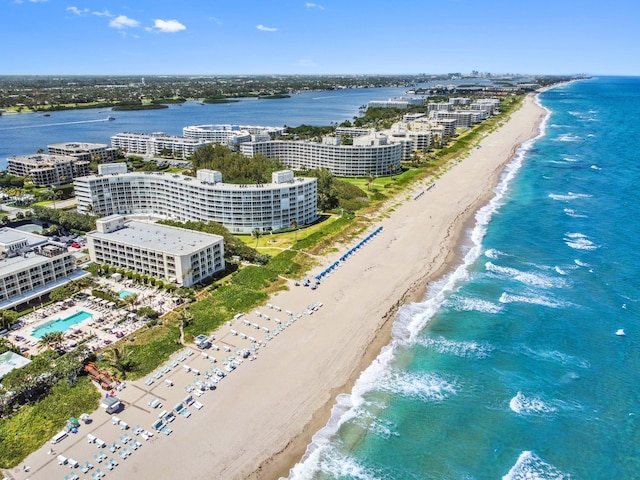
[74,169,317,234]
[239,134,402,177]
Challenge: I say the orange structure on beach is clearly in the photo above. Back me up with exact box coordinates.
[84,362,118,390]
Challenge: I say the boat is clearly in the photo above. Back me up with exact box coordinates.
[616,329,626,336]
[107,116,115,121]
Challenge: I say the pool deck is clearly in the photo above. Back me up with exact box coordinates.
[6,281,180,356]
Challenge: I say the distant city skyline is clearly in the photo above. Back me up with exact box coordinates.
[3,0,639,76]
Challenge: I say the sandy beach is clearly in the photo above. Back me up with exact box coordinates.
[4,93,545,480]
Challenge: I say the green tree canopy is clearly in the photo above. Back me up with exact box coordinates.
[189,144,286,184]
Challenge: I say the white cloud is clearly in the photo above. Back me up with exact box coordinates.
[149,19,186,33]
[66,6,88,15]
[68,6,112,17]
[257,24,278,32]
[305,2,324,9]
[109,15,140,29]
[208,16,222,25]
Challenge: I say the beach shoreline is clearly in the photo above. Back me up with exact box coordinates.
[254,93,547,480]
[3,93,546,480]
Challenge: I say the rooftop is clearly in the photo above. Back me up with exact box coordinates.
[89,220,223,255]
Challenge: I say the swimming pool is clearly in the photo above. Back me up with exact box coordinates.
[119,289,134,299]
[32,311,93,339]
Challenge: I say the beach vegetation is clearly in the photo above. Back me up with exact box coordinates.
[189,144,286,184]
[0,376,100,468]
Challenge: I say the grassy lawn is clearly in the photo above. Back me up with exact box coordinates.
[0,377,100,468]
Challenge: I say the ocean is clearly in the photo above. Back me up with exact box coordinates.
[287,77,640,479]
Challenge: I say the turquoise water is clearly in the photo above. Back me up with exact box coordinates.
[289,77,640,479]
[118,290,134,299]
[32,310,93,338]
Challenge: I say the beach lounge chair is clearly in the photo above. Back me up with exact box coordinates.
[183,395,194,406]
[91,472,100,480]
[104,460,114,470]
[148,397,162,409]
[162,425,172,435]
[161,366,171,374]
[84,460,94,470]
[93,454,102,464]
[165,379,174,386]
[193,400,204,410]
[110,457,119,467]
[170,360,179,367]
[57,454,68,465]
[152,419,165,431]
[96,468,106,478]
[178,355,186,362]
[153,371,162,379]
[145,377,154,385]
[118,450,127,460]
[186,349,194,356]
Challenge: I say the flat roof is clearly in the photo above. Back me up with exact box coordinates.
[0,351,32,380]
[78,171,316,192]
[0,227,48,247]
[88,220,222,255]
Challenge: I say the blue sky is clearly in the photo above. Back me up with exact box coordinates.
[3,0,639,75]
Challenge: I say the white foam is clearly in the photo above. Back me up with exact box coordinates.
[563,208,587,218]
[574,259,590,267]
[590,165,601,170]
[548,192,592,201]
[287,446,383,480]
[419,336,494,358]
[485,248,508,260]
[485,262,566,289]
[447,295,503,314]
[377,369,458,403]
[509,392,558,415]
[503,451,571,480]
[499,292,571,309]
[564,232,597,251]
[556,133,581,142]
[554,266,567,275]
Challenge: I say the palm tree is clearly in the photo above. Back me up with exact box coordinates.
[39,331,65,351]
[102,346,135,380]
[252,229,262,248]
[290,220,298,243]
[177,309,193,346]
[123,293,139,312]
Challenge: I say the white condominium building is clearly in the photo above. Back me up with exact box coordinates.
[183,124,285,148]
[0,228,82,309]
[7,153,90,186]
[239,134,402,177]
[110,132,209,159]
[74,169,317,234]
[48,142,118,163]
[87,215,225,288]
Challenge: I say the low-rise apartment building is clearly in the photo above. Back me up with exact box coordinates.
[48,142,118,163]
[86,215,225,287]
[0,228,82,309]
[7,154,90,186]
[110,132,209,159]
